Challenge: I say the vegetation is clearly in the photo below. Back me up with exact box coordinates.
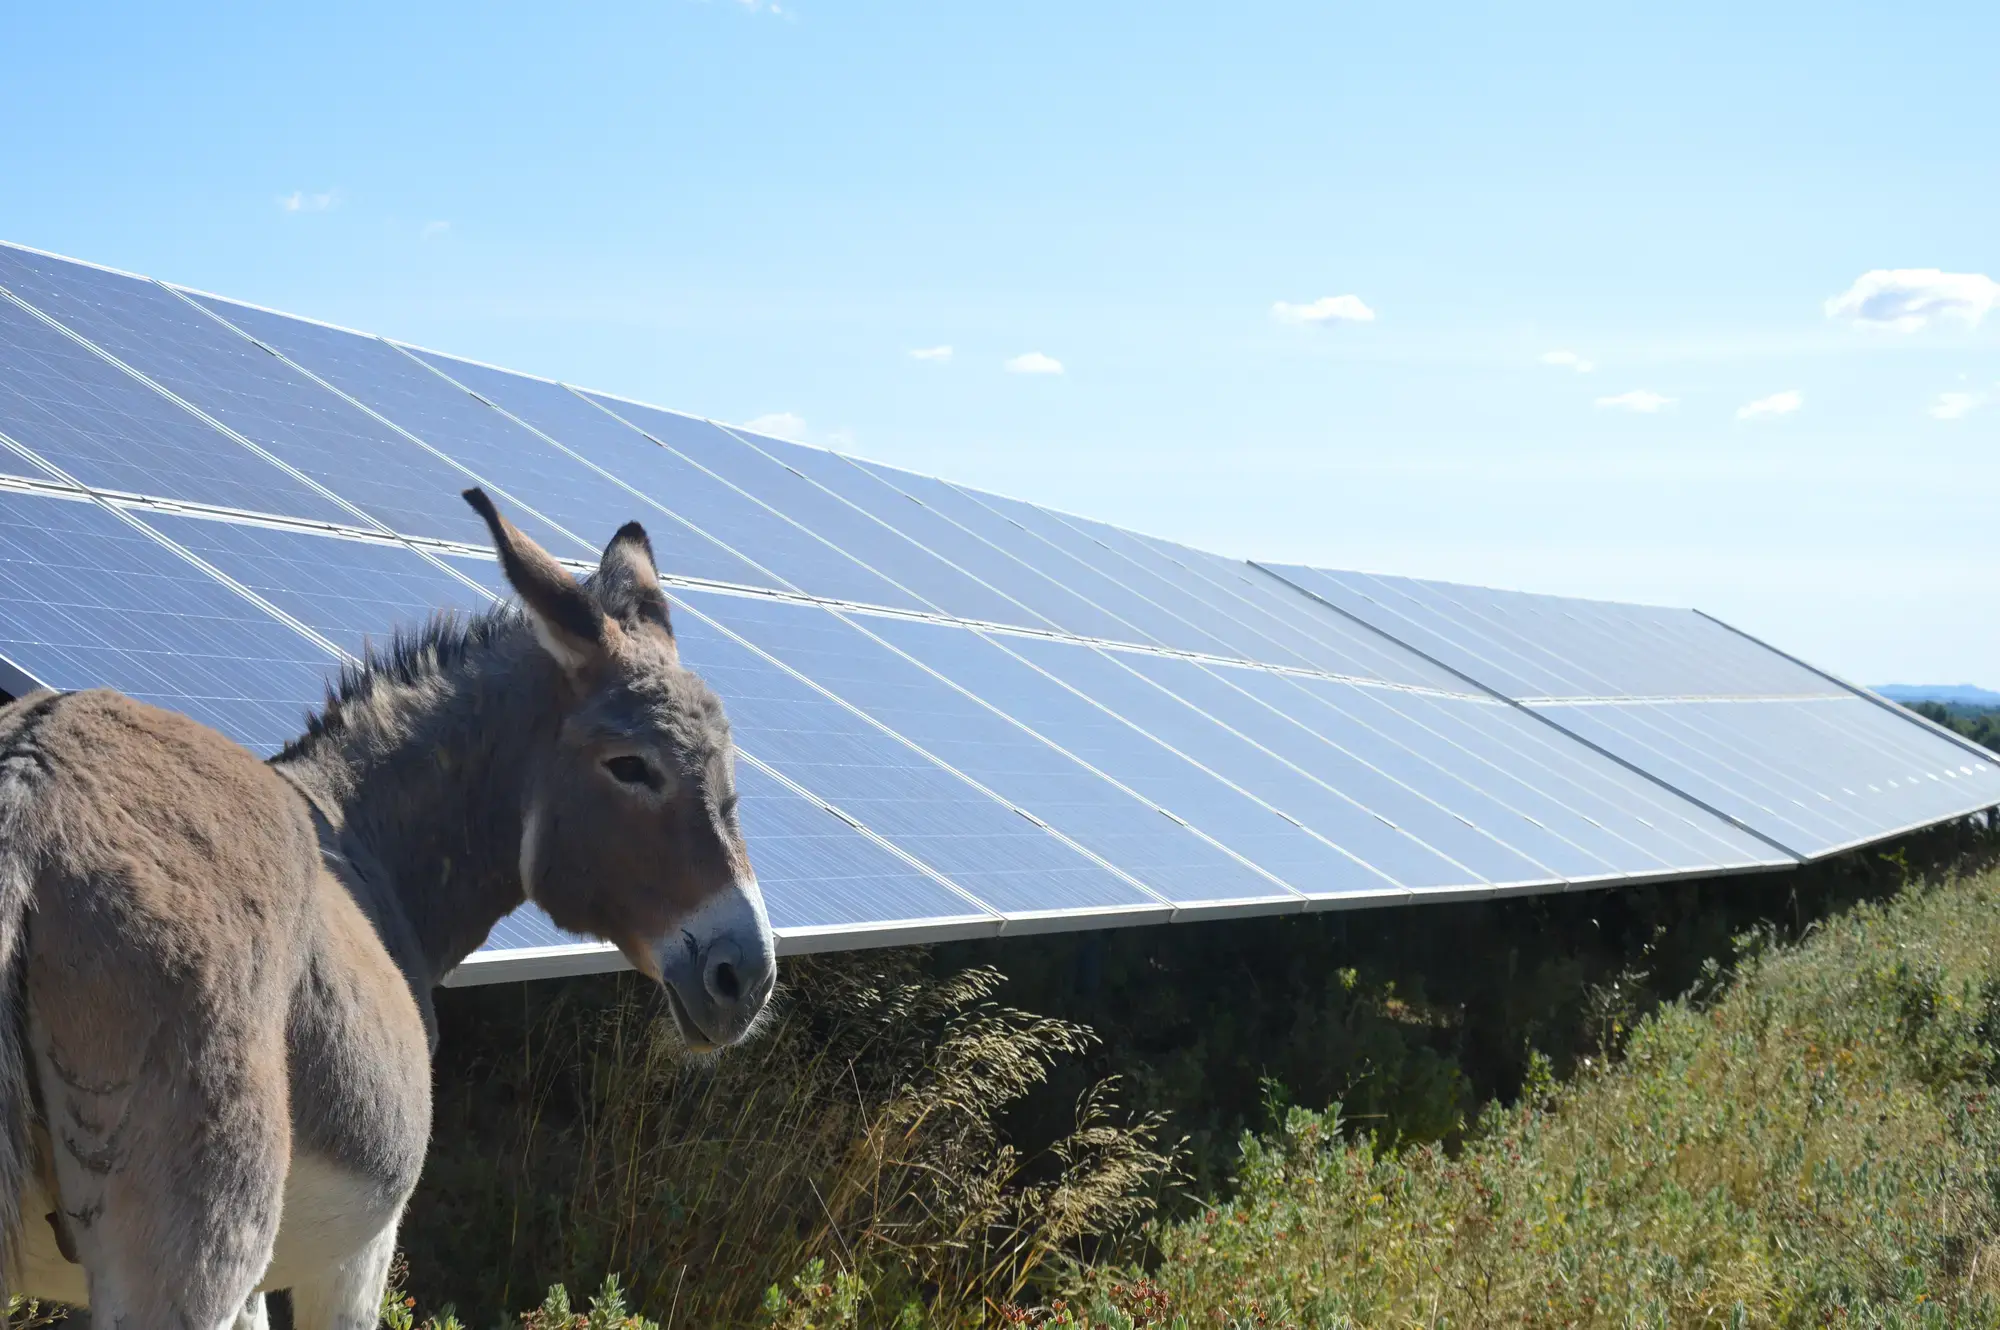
[1907,701,2000,754]
[381,820,1998,1328]
[402,955,1177,1328]
[1087,861,2000,1327]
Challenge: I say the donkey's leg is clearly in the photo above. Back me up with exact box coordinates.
[32,1008,291,1330]
[71,1120,289,1330]
[237,1292,272,1330]
[288,1217,402,1330]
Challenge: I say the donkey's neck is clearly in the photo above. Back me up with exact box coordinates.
[272,616,556,991]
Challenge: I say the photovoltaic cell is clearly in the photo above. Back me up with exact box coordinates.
[0,490,335,755]
[715,430,1067,631]
[679,590,1293,913]
[1003,637,1557,888]
[847,459,1163,644]
[582,394,935,611]
[1263,561,2000,858]
[730,760,997,938]
[1080,520,1473,690]
[960,486,1308,664]
[394,353,786,590]
[133,513,497,660]
[1263,565,1839,701]
[1359,687,1786,871]
[690,426,1038,626]
[1256,565,1550,698]
[1537,702,1863,854]
[667,592,1162,920]
[477,904,584,954]
[1096,650,1626,882]
[0,247,515,546]
[941,480,1272,658]
[112,293,575,552]
[864,616,1378,905]
[0,281,352,521]
[1542,697,2000,856]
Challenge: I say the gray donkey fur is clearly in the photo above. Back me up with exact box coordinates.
[0,490,776,1329]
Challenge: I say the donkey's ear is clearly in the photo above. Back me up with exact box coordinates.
[463,489,614,674]
[593,520,675,651]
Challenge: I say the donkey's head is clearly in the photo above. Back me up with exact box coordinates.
[465,488,775,1050]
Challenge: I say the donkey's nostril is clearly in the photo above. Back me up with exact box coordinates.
[711,960,740,1002]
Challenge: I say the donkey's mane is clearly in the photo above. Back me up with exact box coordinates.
[277,601,523,762]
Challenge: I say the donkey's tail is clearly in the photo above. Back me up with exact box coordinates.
[0,689,61,1288]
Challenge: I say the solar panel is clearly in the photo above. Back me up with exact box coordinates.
[668,422,1037,626]
[956,485,1316,665]
[1097,650,1636,881]
[999,637,1559,889]
[1074,520,1472,689]
[133,512,495,659]
[846,459,1175,645]
[677,590,1297,915]
[582,394,937,612]
[1263,564,2000,857]
[863,615,1389,906]
[0,487,334,754]
[390,353,787,591]
[715,427,1060,629]
[0,282,354,522]
[2,239,1991,982]
[1335,685,1783,872]
[667,592,1167,923]
[0,249,520,548]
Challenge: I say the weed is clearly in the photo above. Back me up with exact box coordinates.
[404,955,1177,1327]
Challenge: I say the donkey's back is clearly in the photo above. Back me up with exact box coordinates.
[0,688,430,1328]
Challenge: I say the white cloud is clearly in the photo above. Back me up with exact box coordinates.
[1004,351,1064,375]
[744,412,809,441]
[1737,389,1803,420]
[1594,390,1675,414]
[1271,294,1376,325]
[908,345,952,362]
[1539,350,1595,373]
[1825,269,2000,332]
[1930,391,1988,421]
[421,220,451,240]
[278,189,339,214]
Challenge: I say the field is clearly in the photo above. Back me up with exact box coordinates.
[368,815,2000,1329]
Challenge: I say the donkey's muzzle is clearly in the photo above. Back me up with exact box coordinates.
[655,883,776,1050]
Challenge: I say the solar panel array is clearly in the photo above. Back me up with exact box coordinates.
[1,240,1993,984]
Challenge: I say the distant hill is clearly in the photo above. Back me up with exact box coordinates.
[1874,684,2000,707]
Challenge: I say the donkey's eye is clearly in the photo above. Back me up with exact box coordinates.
[603,755,658,788]
[718,793,740,819]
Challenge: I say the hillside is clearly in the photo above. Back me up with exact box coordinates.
[1877,684,2000,707]
[1071,860,2000,1328]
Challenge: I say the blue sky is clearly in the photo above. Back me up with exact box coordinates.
[3,1,1996,683]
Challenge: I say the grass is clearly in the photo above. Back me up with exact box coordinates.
[391,824,2000,1328]
[401,952,1178,1328]
[1061,862,2000,1328]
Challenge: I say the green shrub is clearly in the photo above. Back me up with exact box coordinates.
[1087,869,2000,1327]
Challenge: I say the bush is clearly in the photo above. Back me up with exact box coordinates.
[402,954,1177,1327]
[1086,866,2000,1327]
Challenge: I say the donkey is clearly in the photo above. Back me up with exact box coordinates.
[0,489,775,1328]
